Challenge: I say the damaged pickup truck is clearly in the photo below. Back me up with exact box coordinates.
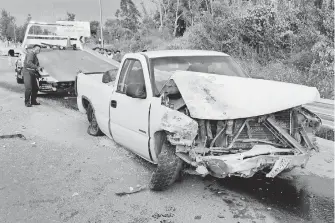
[75,50,322,191]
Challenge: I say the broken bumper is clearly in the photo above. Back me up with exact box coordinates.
[39,80,75,94]
[182,145,310,179]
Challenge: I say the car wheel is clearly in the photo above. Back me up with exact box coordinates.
[149,140,183,191]
[86,103,103,136]
[16,76,24,84]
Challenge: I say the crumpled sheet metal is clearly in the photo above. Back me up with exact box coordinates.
[170,71,320,120]
[159,109,198,146]
[201,145,309,178]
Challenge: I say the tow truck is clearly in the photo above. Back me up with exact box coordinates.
[16,21,116,94]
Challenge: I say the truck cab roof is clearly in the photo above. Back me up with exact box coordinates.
[137,50,229,59]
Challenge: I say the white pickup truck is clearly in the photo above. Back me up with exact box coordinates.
[76,50,322,191]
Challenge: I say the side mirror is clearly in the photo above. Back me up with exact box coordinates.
[125,83,146,99]
[102,69,117,83]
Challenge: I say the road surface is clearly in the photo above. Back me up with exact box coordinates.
[0,57,333,223]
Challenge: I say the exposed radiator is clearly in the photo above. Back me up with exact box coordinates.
[228,110,292,149]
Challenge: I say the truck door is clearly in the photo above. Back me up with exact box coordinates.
[109,56,152,161]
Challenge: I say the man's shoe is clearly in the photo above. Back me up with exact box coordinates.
[25,102,32,107]
[31,101,41,105]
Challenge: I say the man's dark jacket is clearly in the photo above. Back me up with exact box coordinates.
[23,51,40,76]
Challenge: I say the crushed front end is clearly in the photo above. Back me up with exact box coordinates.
[159,80,322,179]
[38,76,75,94]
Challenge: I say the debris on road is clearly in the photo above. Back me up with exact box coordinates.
[115,185,147,196]
[152,212,175,219]
[72,192,79,197]
[0,133,26,140]
[217,214,225,218]
[194,215,202,220]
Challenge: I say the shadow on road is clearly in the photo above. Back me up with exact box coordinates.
[0,81,78,110]
[203,173,334,222]
[38,92,78,110]
[0,81,23,94]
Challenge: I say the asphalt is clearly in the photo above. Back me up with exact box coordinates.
[0,56,334,223]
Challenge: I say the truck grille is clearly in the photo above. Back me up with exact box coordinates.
[56,82,74,89]
[229,110,291,148]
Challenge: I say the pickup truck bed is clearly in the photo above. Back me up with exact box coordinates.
[38,50,117,81]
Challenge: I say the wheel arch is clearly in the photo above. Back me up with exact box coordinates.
[81,95,91,111]
[152,130,168,160]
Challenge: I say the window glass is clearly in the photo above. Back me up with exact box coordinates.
[124,60,145,87]
[116,59,131,93]
[150,56,248,94]
[117,60,146,95]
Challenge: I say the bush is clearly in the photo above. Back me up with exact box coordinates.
[316,126,335,141]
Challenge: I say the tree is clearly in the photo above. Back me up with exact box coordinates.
[152,0,171,31]
[0,9,15,41]
[67,12,76,21]
[16,14,32,42]
[173,0,183,36]
[90,20,100,36]
[140,1,157,32]
[115,0,141,32]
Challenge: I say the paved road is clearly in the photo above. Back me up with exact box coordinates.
[0,57,333,223]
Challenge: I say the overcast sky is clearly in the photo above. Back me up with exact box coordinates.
[1,0,155,25]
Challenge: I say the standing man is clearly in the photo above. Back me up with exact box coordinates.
[23,45,42,107]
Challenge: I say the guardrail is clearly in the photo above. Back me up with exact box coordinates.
[304,99,334,129]
[81,45,120,68]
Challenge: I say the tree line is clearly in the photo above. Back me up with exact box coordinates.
[0,10,76,43]
[1,0,333,98]
[94,0,333,98]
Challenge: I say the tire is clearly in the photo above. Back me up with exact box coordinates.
[16,76,24,84]
[86,103,103,136]
[149,141,183,191]
[74,76,78,96]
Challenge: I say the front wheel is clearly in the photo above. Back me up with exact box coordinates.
[86,103,103,136]
[16,76,24,84]
[149,141,183,191]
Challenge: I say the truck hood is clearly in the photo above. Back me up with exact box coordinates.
[170,71,320,120]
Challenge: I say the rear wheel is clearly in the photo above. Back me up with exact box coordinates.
[86,103,103,136]
[149,140,183,191]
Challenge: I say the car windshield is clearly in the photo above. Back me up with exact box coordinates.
[150,55,248,94]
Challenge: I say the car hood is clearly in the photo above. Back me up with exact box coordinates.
[170,71,320,120]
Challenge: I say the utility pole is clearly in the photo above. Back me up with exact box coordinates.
[13,23,16,44]
[99,0,104,48]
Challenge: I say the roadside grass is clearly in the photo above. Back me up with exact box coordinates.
[316,126,335,141]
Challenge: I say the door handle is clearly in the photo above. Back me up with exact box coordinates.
[111,100,117,108]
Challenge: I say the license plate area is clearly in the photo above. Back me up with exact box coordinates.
[266,157,290,178]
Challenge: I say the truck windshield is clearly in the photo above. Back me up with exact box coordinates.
[150,55,248,93]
